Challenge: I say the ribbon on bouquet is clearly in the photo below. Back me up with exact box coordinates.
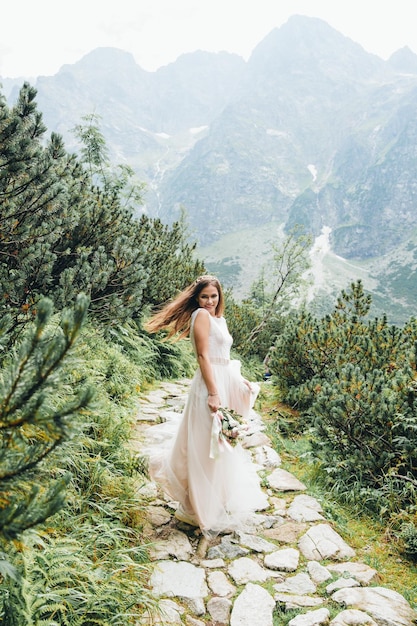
[209,410,233,459]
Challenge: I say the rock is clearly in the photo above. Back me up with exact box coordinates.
[288,494,325,522]
[150,561,208,600]
[137,406,161,421]
[159,409,183,422]
[142,390,168,405]
[141,598,184,624]
[273,572,317,595]
[235,531,277,553]
[136,480,159,500]
[207,570,236,597]
[327,562,379,585]
[241,431,272,448]
[267,468,307,492]
[264,521,308,543]
[207,535,249,559]
[264,547,300,571]
[201,558,225,568]
[230,583,275,626]
[307,561,333,584]
[253,445,282,468]
[228,556,269,584]
[275,594,325,610]
[330,609,378,626]
[185,616,206,626]
[332,586,417,626]
[147,505,172,526]
[236,511,274,532]
[326,577,360,593]
[207,596,232,624]
[178,595,205,616]
[298,524,356,561]
[269,496,287,515]
[288,607,330,626]
[149,529,193,561]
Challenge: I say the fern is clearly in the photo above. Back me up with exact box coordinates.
[2,531,156,624]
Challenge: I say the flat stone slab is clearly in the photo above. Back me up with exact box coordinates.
[326,577,360,593]
[253,445,282,468]
[307,561,332,584]
[332,586,417,626]
[327,562,379,585]
[147,505,172,527]
[207,535,249,560]
[139,598,184,624]
[150,561,208,599]
[149,529,193,561]
[264,547,300,571]
[288,608,330,626]
[241,431,272,448]
[275,594,324,610]
[207,596,232,624]
[235,531,277,553]
[207,570,236,597]
[264,521,308,544]
[298,524,356,561]
[288,494,325,522]
[273,572,317,595]
[230,583,275,626]
[267,468,307,492]
[330,609,378,626]
[228,556,269,584]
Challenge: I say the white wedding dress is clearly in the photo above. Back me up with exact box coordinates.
[147,308,268,536]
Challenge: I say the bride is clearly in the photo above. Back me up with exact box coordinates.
[144,275,268,536]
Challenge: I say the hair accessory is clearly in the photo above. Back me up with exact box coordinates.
[194,274,218,284]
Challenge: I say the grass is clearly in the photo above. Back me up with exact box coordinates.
[257,382,417,610]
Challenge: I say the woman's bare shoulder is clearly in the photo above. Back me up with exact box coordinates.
[194,307,210,317]
[193,308,211,330]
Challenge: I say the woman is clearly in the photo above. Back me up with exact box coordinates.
[144,275,268,536]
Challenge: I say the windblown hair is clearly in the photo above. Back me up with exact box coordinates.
[144,275,224,340]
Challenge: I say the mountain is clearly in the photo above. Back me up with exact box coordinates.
[3,15,417,323]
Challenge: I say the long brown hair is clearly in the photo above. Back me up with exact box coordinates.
[144,275,224,339]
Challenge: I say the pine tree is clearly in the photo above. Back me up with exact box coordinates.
[0,83,87,330]
[1,87,205,330]
[272,280,417,519]
[0,294,92,539]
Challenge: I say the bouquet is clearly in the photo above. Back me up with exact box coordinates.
[209,407,246,459]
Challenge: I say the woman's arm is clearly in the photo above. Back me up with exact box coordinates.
[193,309,220,413]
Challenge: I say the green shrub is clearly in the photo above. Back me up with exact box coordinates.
[270,281,417,529]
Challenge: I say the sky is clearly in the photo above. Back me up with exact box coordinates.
[1,0,417,79]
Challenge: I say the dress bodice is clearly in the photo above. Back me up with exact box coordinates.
[190,309,233,362]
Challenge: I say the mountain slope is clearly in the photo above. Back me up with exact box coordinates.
[3,15,417,322]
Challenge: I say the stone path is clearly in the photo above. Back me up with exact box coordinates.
[133,379,417,626]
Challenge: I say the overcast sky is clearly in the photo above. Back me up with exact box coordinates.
[1,0,416,78]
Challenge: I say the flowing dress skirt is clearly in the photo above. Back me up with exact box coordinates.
[148,359,268,536]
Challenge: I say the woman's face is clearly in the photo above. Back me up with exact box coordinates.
[197,284,219,316]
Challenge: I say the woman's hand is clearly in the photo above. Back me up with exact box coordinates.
[243,379,253,392]
[208,392,220,413]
